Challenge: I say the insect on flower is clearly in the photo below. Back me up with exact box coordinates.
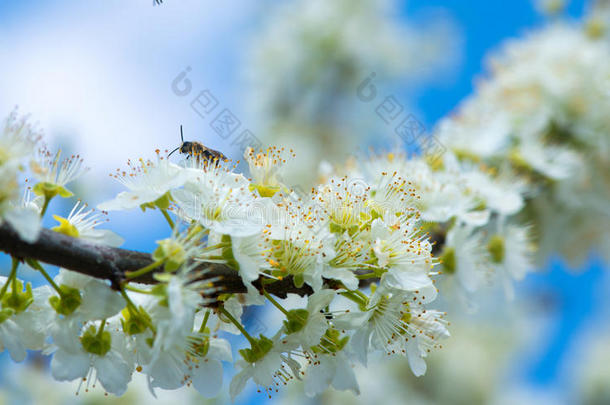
[168,125,227,163]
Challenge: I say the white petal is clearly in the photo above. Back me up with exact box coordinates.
[243,283,266,306]
[303,264,323,292]
[81,280,125,319]
[218,297,243,335]
[324,267,359,291]
[94,351,132,395]
[97,189,161,211]
[206,219,262,238]
[299,315,328,348]
[80,229,124,247]
[370,218,390,239]
[406,340,427,377]
[382,268,432,291]
[0,320,27,362]
[55,269,95,289]
[49,317,82,351]
[12,312,46,350]
[331,355,360,394]
[304,357,336,397]
[414,283,439,304]
[208,338,232,362]
[350,327,370,366]
[459,209,490,226]
[51,348,90,381]
[232,242,261,282]
[306,289,336,312]
[191,359,223,397]
[5,206,41,243]
[229,367,251,401]
[146,350,185,390]
[253,353,282,387]
[332,310,370,330]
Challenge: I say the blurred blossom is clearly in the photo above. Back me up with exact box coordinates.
[276,321,525,405]
[245,0,461,186]
[435,21,610,266]
[1,360,225,404]
[576,328,610,405]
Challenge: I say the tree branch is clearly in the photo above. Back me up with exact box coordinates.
[0,223,316,302]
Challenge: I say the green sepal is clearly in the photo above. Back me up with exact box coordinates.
[329,222,345,234]
[32,182,73,199]
[1,280,34,314]
[283,309,309,334]
[347,224,359,237]
[149,283,168,307]
[140,192,172,211]
[239,335,274,363]
[80,325,112,356]
[153,239,186,272]
[120,306,151,335]
[48,284,82,316]
[0,308,15,323]
[293,274,305,289]
[311,328,348,354]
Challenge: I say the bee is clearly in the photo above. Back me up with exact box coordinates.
[168,125,226,162]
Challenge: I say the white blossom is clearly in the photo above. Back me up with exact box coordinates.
[52,201,124,247]
[98,156,187,211]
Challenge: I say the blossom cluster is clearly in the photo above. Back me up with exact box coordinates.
[0,108,539,399]
[95,146,451,398]
[435,21,610,265]
[264,10,610,405]
[326,149,535,302]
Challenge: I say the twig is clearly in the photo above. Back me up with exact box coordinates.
[0,223,322,302]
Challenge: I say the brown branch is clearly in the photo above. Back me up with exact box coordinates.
[0,223,316,302]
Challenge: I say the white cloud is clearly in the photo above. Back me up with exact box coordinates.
[0,0,255,180]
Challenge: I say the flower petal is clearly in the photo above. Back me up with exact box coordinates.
[51,348,89,381]
[191,359,223,397]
